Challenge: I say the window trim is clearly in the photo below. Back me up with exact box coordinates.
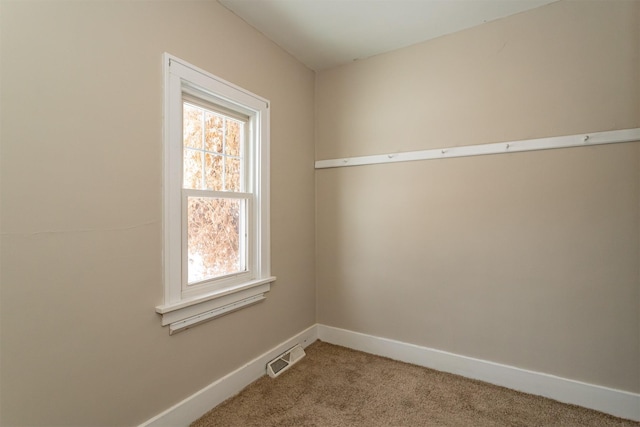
[157,53,275,333]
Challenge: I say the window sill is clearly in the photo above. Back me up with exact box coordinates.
[156,276,275,334]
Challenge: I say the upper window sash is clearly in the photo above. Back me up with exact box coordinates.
[182,101,247,193]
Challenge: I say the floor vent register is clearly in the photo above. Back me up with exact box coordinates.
[267,344,306,378]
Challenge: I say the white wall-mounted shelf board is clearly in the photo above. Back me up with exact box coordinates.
[314,128,640,169]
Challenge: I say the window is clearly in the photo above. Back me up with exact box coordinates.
[156,53,275,334]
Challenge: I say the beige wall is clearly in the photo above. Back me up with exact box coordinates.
[316,0,640,393]
[2,0,639,425]
[0,1,315,425]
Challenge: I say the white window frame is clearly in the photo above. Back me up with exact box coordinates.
[156,53,275,334]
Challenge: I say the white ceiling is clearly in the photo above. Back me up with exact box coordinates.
[219,0,556,71]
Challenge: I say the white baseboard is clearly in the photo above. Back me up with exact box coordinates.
[139,323,639,425]
[139,324,318,427]
[317,324,640,422]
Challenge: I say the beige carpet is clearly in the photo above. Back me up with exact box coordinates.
[192,341,639,426]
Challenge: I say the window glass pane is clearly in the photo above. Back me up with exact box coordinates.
[226,157,241,192]
[183,101,244,192]
[187,197,245,284]
[205,111,223,153]
[225,119,241,156]
[183,104,203,149]
[204,153,223,191]
[183,149,202,190]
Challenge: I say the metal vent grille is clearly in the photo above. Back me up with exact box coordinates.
[267,344,306,378]
[270,359,289,374]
